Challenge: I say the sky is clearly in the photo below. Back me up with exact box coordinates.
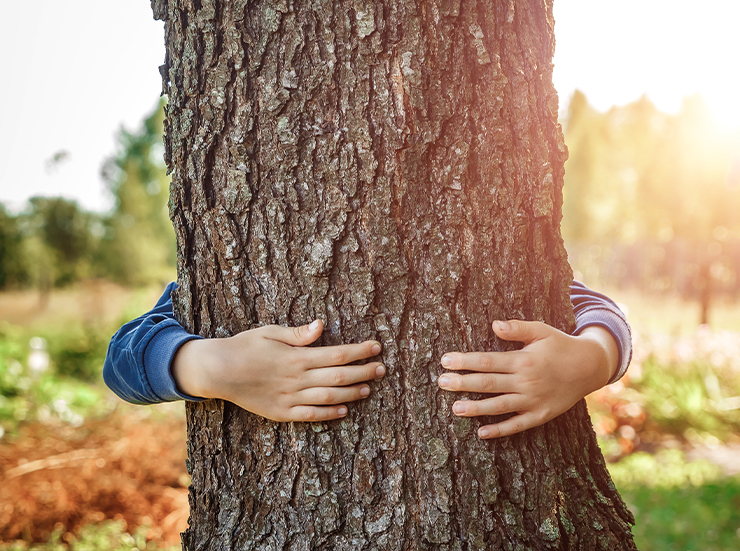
[1,0,739,213]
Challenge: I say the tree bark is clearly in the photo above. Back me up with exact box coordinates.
[154,0,636,548]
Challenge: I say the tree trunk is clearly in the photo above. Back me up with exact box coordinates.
[154,0,636,549]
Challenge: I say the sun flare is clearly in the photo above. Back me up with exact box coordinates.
[553,0,740,131]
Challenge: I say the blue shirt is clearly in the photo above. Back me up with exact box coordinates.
[103,281,631,404]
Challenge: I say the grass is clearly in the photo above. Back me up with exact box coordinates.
[0,521,179,551]
[621,478,740,551]
[0,284,167,437]
[0,321,114,438]
[609,450,740,551]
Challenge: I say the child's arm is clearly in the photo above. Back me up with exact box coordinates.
[171,320,384,422]
[437,281,631,439]
[104,283,384,422]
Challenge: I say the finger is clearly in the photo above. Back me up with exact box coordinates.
[440,351,514,373]
[438,372,515,394]
[450,394,526,418]
[477,412,539,439]
[287,405,349,423]
[308,362,386,388]
[492,319,549,345]
[262,320,324,347]
[298,384,372,406]
[304,340,382,368]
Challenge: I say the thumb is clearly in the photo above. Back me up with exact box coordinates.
[492,319,548,345]
[268,319,324,346]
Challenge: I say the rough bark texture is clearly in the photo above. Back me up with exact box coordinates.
[154,0,636,549]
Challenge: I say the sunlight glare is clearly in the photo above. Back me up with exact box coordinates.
[706,89,740,131]
[554,0,740,131]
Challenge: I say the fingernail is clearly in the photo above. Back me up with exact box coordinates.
[494,321,509,332]
[337,406,348,415]
[479,428,490,438]
[360,386,370,397]
[441,355,452,367]
[371,343,381,355]
[375,364,386,377]
[438,376,451,388]
[309,320,320,331]
[452,402,467,414]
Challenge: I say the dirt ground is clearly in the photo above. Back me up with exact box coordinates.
[0,280,159,328]
[3,398,739,550]
[0,406,189,547]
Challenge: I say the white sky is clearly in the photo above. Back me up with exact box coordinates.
[1,0,739,213]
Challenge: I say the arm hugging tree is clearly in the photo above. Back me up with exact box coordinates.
[152,0,636,548]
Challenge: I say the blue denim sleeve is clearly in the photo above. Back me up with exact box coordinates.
[570,281,632,384]
[103,282,205,404]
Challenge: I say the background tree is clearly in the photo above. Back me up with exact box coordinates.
[0,101,177,292]
[563,92,740,324]
[21,197,97,296]
[96,100,176,286]
[561,90,607,243]
[155,0,635,549]
[0,205,29,289]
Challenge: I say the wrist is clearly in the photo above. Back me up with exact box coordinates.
[171,338,219,399]
[574,326,619,393]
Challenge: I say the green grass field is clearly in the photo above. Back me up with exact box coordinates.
[608,450,740,550]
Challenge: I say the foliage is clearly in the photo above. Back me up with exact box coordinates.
[609,449,722,489]
[588,328,740,459]
[563,92,740,245]
[0,323,112,438]
[0,100,175,291]
[612,462,740,551]
[0,325,26,399]
[637,330,740,438]
[563,92,740,317]
[19,197,100,288]
[45,325,109,382]
[0,520,179,551]
[0,205,29,289]
[633,360,740,440]
[603,409,740,551]
[0,284,174,438]
[96,99,176,286]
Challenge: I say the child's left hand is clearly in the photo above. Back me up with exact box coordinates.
[438,320,619,439]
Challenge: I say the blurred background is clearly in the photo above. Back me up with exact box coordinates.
[1,1,739,549]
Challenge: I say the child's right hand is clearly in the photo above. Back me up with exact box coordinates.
[171,320,384,422]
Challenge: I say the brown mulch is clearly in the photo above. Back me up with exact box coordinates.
[0,407,189,546]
